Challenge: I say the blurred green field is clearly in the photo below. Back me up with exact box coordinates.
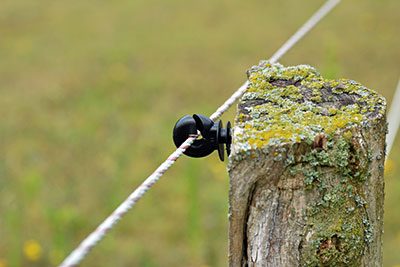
[0,0,399,266]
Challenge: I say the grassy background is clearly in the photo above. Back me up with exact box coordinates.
[0,0,399,266]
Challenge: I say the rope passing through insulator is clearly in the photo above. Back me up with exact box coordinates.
[173,114,232,161]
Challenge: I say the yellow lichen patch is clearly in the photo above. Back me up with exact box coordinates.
[328,107,338,115]
[343,131,353,141]
[281,85,303,100]
[247,128,297,148]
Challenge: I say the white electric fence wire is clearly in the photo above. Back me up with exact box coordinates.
[59,1,340,266]
[387,78,400,158]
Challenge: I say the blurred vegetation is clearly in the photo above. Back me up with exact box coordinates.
[0,0,399,266]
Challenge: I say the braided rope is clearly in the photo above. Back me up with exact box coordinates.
[59,0,340,266]
[59,136,197,267]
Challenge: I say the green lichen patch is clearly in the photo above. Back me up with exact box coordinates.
[291,136,370,266]
[233,61,386,154]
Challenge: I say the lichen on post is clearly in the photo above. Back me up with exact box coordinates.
[228,62,386,266]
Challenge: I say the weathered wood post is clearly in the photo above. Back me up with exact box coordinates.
[228,62,387,266]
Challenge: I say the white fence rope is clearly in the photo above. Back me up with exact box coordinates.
[387,78,400,158]
[59,1,341,266]
[59,136,197,267]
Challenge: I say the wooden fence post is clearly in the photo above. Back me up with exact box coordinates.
[228,62,387,266]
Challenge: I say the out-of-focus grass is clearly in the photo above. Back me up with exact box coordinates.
[0,0,399,266]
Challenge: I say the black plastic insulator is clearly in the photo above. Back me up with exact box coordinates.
[173,114,232,161]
